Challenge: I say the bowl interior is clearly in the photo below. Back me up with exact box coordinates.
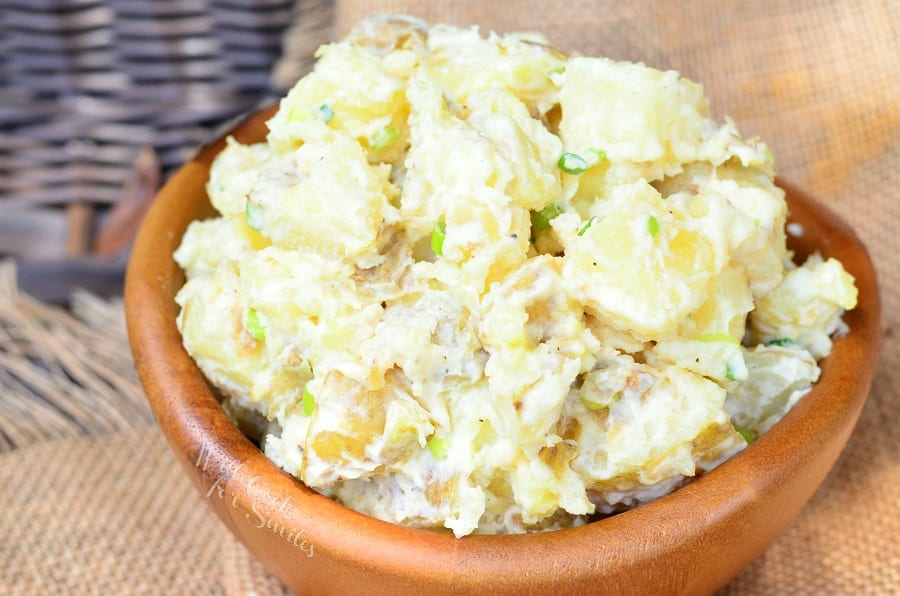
[125,107,881,594]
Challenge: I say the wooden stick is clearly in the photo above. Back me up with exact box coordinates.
[65,202,94,257]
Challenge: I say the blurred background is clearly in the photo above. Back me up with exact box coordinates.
[0,1,896,594]
[1,0,330,301]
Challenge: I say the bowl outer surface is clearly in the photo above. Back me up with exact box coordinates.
[125,107,881,596]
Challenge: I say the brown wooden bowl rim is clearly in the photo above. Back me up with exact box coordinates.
[125,106,882,587]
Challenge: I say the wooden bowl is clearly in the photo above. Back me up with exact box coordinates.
[125,107,881,595]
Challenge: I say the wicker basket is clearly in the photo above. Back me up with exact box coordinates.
[0,0,331,299]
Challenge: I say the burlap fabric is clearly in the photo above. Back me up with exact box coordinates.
[1,0,897,593]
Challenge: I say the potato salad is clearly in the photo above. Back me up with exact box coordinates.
[174,17,858,536]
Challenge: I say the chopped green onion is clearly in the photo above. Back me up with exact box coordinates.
[531,204,563,231]
[581,391,619,411]
[696,333,740,344]
[734,425,757,445]
[557,152,589,175]
[767,338,803,349]
[725,352,748,382]
[426,436,449,459]
[245,201,265,231]
[245,309,266,341]
[588,147,607,163]
[431,221,446,256]
[549,66,565,76]
[302,385,316,417]
[316,104,334,123]
[581,396,603,411]
[577,216,600,237]
[369,126,398,151]
[647,216,661,237]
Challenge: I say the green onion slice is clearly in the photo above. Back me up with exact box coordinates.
[245,309,266,341]
[647,215,661,237]
[767,338,803,349]
[245,201,265,231]
[696,333,740,344]
[733,424,757,445]
[431,221,446,256]
[581,391,619,411]
[557,152,589,175]
[531,204,563,231]
[588,147,607,163]
[370,126,398,151]
[426,436,449,459]
[316,104,334,123]
[302,386,316,417]
[577,216,600,236]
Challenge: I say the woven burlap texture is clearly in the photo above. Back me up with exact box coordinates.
[1,0,897,593]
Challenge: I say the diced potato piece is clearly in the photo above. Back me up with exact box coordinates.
[650,161,788,299]
[441,189,531,294]
[264,410,310,477]
[236,246,387,388]
[302,371,433,486]
[237,247,355,338]
[679,266,754,340]
[249,134,396,266]
[705,173,788,298]
[175,262,265,400]
[402,79,556,246]
[465,88,562,210]
[559,57,710,179]
[175,217,266,280]
[368,280,483,427]
[751,255,858,359]
[402,77,502,238]
[564,159,615,217]
[571,365,745,498]
[328,468,486,538]
[563,180,726,339]
[266,42,409,164]
[206,138,271,218]
[481,257,599,444]
[248,349,313,424]
[571,349,650,416]
[510,443,593,524]
[649,337,747,385]
[480,256,591,354]
[425,25,565,115]
[699,117,775,176]
[726,345,820,433]
[444,476,488,536]
[177,253,322,430]
[344,14,428,63]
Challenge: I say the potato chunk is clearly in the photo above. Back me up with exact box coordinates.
[563,180,727,339]
[750,255,858,359]
[248,134,397,267]
[266,42,409,164]
[559,57,710,181]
